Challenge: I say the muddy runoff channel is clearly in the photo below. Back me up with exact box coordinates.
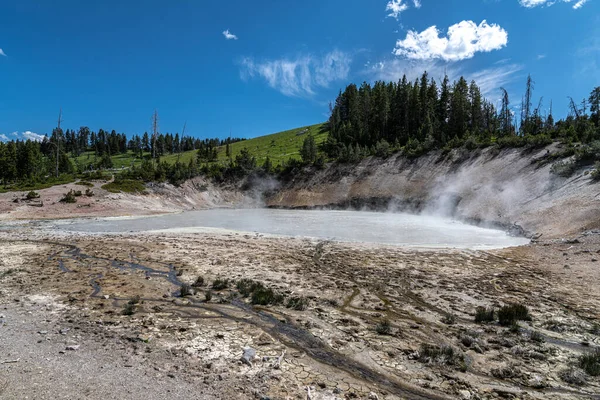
[52,208,529,249]
[47,241,446,400]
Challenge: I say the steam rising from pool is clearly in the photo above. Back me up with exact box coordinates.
[55,209,529,249]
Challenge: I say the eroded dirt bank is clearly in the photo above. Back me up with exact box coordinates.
[267,145,600,239]
[0,177,251,221]
[1,227,599,399]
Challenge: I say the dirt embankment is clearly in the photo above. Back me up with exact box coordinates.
[267,145,600,238]
[0,177,252,221]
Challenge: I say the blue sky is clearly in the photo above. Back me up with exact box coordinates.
[0,0,598,142]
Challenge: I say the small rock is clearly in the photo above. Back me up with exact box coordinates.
[528,374,547,389]
[103,295,110,299]
[65,345,80,351]
[459,390,472,400]
[241,347,257,366]
[38,330,48,335]
[368,392,379,400]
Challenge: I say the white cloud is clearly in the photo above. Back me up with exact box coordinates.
[241,51,352,97]
[0,134,9,141]
[519,0,590,8]
[573,0,590,8]
[8,131,46,142]
[386,0,409,19]
[222,29,238,40]
[413,0,422,7]
[393,20,508,62]
[370,58,522,97]
[0,48,6,57]
[537,54,546,59]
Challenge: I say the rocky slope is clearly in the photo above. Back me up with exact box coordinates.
[267,144,600,238]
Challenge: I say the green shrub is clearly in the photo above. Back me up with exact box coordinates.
[475,307,495,323]
[205,290,213,302]
[73,190,83,197]
[211,278,229,291]
[26,191,40,200]
[236,279,264,297]
[85,188,94,197]
[498,304,531,326]
[251,286,284,306]
[128,295,141,305]
[375,319,392,335]
[550,160,578,177]
[496,135,526,148]
[60,190,77,203]
[579,349,600,376]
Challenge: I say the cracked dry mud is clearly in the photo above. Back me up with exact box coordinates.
[1,228,599,399]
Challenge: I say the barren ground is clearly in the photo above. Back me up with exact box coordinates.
[1,225,599,399]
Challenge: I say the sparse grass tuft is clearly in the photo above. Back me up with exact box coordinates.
[559,368,587,386]
[418,343,465,370]
[286,296,309,311]
[375,319,392,335]
[180,283,193,297]
[530,330,545,343]
[441,313,456,325]
[212,278,230,291]
[102,179,147,194]
[0,269,18,279]
[475,307,495,323]
[498,304,531,326]
[579,349,600,376]
[122,303,136,316]
[192,276,205,287]
[76,181,94,187]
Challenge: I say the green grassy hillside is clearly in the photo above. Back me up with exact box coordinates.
[72,123,327,170]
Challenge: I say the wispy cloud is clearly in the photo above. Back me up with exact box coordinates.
[369,58,522,97]
[393,20,508,62]
[0,134,9,141]
[241,50,352,97]
[386,0,409,19]
[222,29,238,40]
[519,0,590,8]
[0,48,6,57]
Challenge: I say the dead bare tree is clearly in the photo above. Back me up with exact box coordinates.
[568,97,580,119]
[151,110,159,160]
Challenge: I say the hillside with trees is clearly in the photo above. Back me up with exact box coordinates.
[325,73,600,162]
[1,73,599,192]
